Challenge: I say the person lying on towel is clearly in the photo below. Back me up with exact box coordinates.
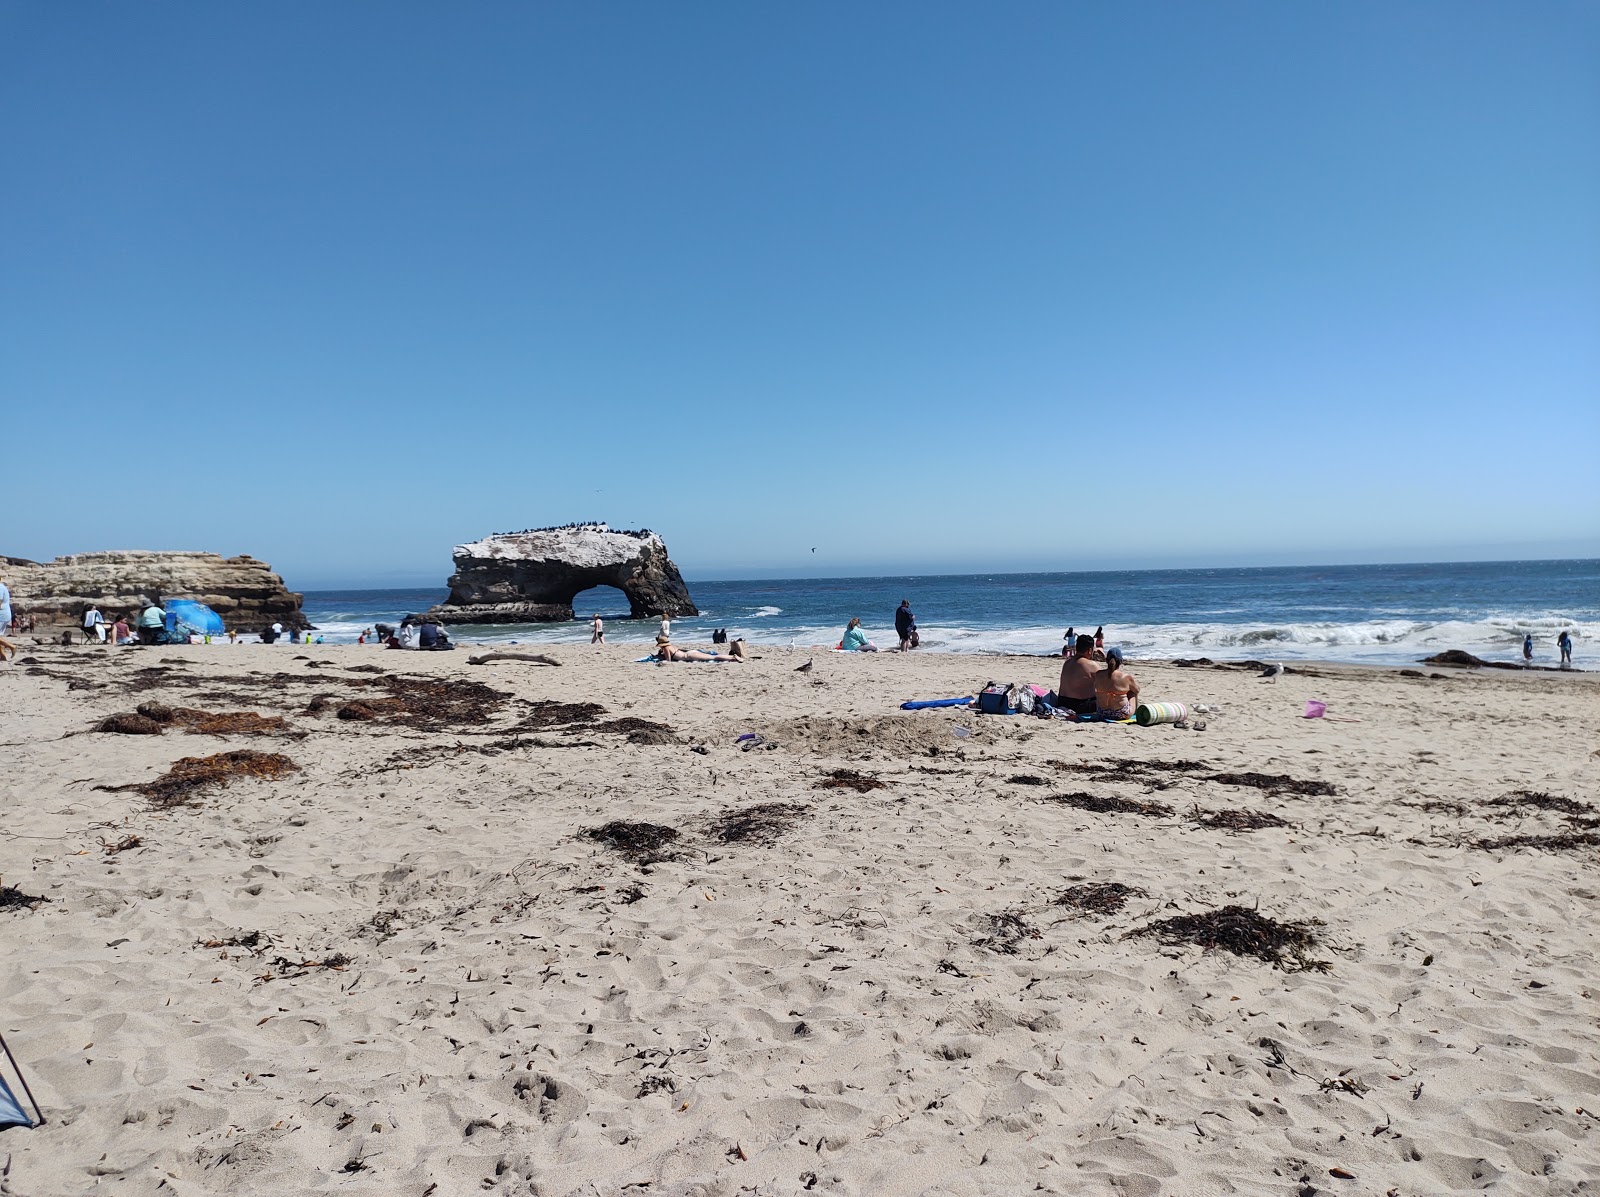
[654,635,740,663]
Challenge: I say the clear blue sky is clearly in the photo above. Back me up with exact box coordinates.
[4,3,1596,588]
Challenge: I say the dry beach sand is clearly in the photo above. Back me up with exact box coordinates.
[2,642,1597,1196]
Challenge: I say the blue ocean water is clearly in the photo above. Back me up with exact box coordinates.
[300,559,1596,668]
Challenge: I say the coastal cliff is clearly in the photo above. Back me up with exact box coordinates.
[428,524,698,624]
[0,551,308,630]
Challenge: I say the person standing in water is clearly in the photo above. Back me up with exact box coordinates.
[1523,634,1534,665]
[1094,626,1105,650]
[895,600,917,650]
[1557,630,1573,668]
[591,614,605,644]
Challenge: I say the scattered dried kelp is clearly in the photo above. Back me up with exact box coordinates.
[134,701,293,736]
[974,910,1040,954]
[1194,808,1290,832]
[260,952,352,980]
[1045,791,1174,818]
[366,674,511,731]
[0,884,51,912]
[512,700,609,732]
[1051,758,1209,776]
[584,821,682,863]
[100,834,142,855]
[1484,791,1592,817]
[1206,771,1336,797]
[816,769,889,793]
[199,930,272,953]
[1054,882,1144,916]
[709,802,809,845]
[1008,775,1049,786]
[1128,905,1328,971]
[99,750,300,809]
[1474,830,1600,853]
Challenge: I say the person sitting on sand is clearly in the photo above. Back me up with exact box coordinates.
[654,634,739,663]
[1049,634,1102,715]
[840,617,879,652]
[113,615,132,645]
[1093,647,1140,720]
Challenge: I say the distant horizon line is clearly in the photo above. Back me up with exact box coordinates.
[297,555,1598,593]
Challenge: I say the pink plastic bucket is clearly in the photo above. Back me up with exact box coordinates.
[1303,700,1327,719]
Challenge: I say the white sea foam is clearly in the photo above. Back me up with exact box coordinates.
[750,606,783,618]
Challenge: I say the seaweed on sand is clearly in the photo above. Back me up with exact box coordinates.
[368,674,511,731]
[1206,771,1337,797]
[1483,791,1593,817]
[1045,791,1174,818]
[99,750,300,809]
[1053,882,1145,916]
[708,802,810,845]
[96,713,165,735]
[1008,775,1050,786]
[816,769,889,793]
[1193,808,1291,832]
[584,821,682,863]
[1474,830,1600,853]
[973,910,1040,954]
[1128,905,1329,971]
[1,884,51,912]
[511,700,608,732]
[135,701,292,736]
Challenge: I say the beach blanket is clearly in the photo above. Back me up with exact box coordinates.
[899,697,973,710]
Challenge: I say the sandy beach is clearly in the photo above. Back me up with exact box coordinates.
[2,641,1597,1196]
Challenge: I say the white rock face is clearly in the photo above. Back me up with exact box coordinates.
[455,524,667,571]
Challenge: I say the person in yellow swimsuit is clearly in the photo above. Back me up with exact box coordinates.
[1093,647,1140,719]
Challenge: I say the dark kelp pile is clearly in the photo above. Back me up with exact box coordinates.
[1008,775,1050,786]
[584,821,682,863]
[1054,882,1145,916]
[1129,905,1328,971]
[1193,808,1291,832]
[136,701,293,736]
[1,884,51,912]
[708,803,810,845]
[100,750,300,810]
[816,769,889,793]
[1045,791,1175,818]
[1475,830,1600,853]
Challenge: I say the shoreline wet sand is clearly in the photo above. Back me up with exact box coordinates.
[3,642,1597,1195]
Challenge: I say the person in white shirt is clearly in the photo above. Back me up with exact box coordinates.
[659,612,671,640]
[84,605,106,642]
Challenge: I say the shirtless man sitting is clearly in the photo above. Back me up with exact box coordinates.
[1049,634,1101,715]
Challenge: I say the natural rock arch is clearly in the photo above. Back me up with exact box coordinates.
[427,525,697,625]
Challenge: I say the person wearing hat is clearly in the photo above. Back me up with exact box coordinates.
[1092,647,1140,720]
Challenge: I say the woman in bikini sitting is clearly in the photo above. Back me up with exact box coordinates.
[1092,647,1140,720]
[654,635,740,663]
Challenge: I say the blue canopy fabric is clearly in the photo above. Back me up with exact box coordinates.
[0,1073,32,1129]
[164,599,225,637]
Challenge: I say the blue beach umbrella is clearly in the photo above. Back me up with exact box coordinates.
[164,599,226,637]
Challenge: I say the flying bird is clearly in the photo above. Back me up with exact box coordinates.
[1259,662,1285,682]
[795,658,814,673]
[811,547,817,553]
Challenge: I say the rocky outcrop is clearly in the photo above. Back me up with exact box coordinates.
[0,551,308,630]
[428,524,698,625]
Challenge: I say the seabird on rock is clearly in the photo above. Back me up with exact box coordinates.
[1259,662,1285,682]
[795,658,814,673]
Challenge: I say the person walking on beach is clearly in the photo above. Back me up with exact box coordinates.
[1094,626,1105,650]
[84,605,106,643]
[1523,633,1534,666]
[591,614,605,644]
[1557,630,1573,668]
[895,600,917,650]
[659,611,671,640]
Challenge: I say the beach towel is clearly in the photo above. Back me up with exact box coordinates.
[899,697,974,710]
